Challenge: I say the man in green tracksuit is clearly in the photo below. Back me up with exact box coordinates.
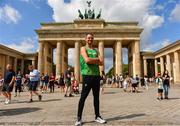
[75,33,106,126]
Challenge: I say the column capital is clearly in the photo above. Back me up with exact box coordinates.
[57,40,63,42]
[116,40,122,42]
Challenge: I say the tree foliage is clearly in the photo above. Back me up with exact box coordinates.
[106,64,128,77]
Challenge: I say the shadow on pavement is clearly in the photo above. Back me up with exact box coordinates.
[83,113,146,124]
[0,107,41,116]
[4,98,62,104]
[41,98,62,102]
[168,97,180,100]
[103,92,117,95]
[106,113,146,122]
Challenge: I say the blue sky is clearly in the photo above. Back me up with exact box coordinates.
[0,0,180,71]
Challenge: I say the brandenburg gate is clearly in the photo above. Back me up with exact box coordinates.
[36,19,143,82]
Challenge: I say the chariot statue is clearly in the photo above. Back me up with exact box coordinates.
[78,1,102,19]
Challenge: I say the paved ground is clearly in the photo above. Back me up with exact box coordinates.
[0,83,180,126]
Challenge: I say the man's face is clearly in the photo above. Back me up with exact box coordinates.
[6,64,11,71]
[85,34,94,45]
[28,66,33,71]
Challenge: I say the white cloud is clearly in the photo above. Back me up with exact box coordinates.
[140,14,164,49]
[20,0,30,2]
[47,0,156,22]
[54,48,75,66]
[5,38,37,53]
[0,5,21,24]
[47,0,165,71]
[47,0,164,49]
[169,4,180,22]
[161,39,171,47]
[154,4,165,11]
[143,39,171,51]
[168,0,177,4]
[68,48,74,66]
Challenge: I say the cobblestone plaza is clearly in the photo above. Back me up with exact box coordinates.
[0,84,180,125]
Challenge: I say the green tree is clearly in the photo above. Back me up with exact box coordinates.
[106,64,128,76]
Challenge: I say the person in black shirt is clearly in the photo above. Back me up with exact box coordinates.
[2,64,15,104]
[64,67,73,97]
[14,70,22,97]
[162,70,170,99]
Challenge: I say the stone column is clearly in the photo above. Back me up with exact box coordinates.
[160,57,164,75]
[38,42,44,73]
[14,57,17,73]
[64,47,68,73]
[44,42,49,74]
[115,41,122,75]
[166,54,171,77]
[128,45,133,76]
[154,59,158,76]
[32,60,36,68]
[143,59,147,76]
[75,41,80,82]
[21,59,24,74]
[62,42,65,73]
[133,40,141,77]
[113,46,115,75]
[79,42,83,82]
[174,51,180,83]
[98,41,104,75]
[62,43,68,74]
[56,41,63,76]
[5,55,10,65]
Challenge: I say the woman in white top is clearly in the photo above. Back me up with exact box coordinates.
[123,74,129,92]
[144,75,149,90]
[156,73,163,100]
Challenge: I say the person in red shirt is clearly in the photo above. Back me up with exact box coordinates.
[49,73,55,93]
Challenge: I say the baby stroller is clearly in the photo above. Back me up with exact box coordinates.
[72,80,79,94]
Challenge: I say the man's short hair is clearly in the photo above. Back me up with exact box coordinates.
[6,64,12,70]
[28,64,33,69]
[85,33,94,37]
[28,64,33,67]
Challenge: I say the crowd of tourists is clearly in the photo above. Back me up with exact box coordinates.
[0,64,80,104]
[103,74,146,93]
[0,65,171,104]
[100,71,171,101]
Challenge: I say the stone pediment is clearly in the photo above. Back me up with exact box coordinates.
[40,22,74,30]
[39,19,141,30]
[74,19,105,28]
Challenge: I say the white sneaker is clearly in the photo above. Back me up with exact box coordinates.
[75,120,82,126]
[4,99,8,104]
[5,99,10,104]
[95,116,106,124]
